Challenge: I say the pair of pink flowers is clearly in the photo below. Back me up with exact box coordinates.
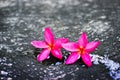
[31,27,100,67]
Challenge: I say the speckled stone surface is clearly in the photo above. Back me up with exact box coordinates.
[0,0,120,80]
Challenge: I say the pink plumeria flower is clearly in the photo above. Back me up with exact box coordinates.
[31,27,68,62]
[62,32,100,67]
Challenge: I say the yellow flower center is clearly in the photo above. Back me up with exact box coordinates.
[78,46,85,55]
[48,44,55,50]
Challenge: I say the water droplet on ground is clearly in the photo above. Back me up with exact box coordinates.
[1,71,8,76]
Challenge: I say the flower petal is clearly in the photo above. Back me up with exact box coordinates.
[86,41,100,52]
[37,48,50,62]
[44,27,54,45]
[62,42,79,52]
[78,32,88,48]
[51,49,63,60]
[65,52,80,64]
[55,38,68,48]
[81,52,92,67]
[31,41,48,48]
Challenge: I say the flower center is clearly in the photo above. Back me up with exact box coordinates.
[78,46,85,55]
[49,44,54,50]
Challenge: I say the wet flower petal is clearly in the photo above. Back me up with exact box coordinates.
[81,52,92,67]
[37,48,50,62]
[44,27,54,45]
[62,42,79,52]
[78,32,88,48]
[86,41,100,52]
[51,49,62,60]
[55,38,68,48]
[65,52,80,64]
[31,41,48,48]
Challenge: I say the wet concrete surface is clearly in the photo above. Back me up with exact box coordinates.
[0,0,120,80]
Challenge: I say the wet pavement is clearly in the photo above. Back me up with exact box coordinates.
[0,0,120,80]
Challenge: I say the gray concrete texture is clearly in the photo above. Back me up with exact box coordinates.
[0,0,120,79]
